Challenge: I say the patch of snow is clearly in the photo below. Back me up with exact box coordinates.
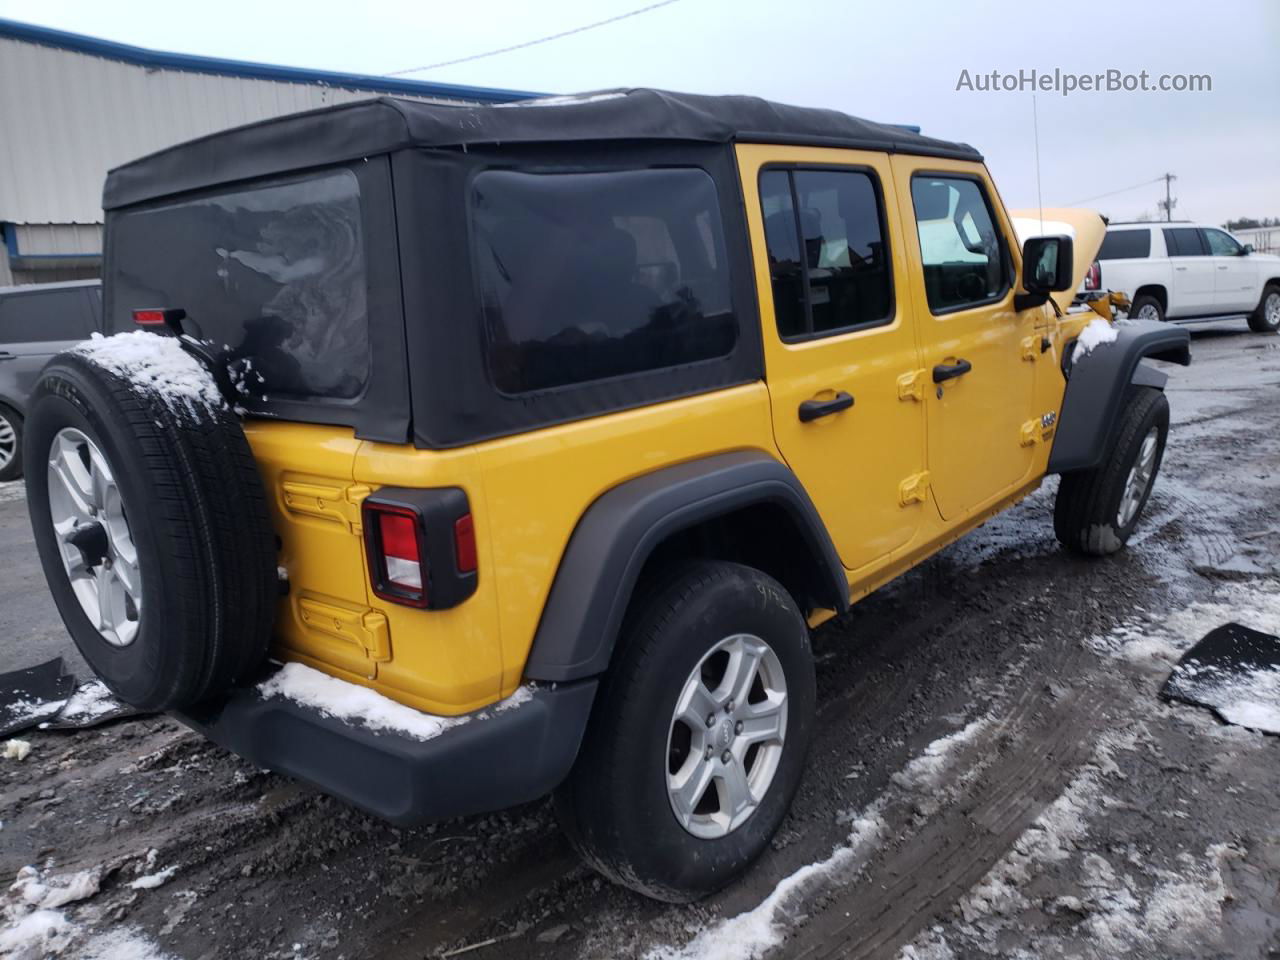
[1073,316,1119,357]
[1087,582,1280,671]
[10,864,101,909]
[128,866,177,891]
[258,663,534,742]
[3,696,67,728]
[73,332,224,419]
[78,927,177,960]
[0,908,73,957]
[2,739,31,761]
[646,813,885,960]
[892,717,993,794]
[49,681,120,725]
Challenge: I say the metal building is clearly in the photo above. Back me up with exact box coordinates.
[0,18,537,285]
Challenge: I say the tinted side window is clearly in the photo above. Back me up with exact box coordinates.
[1097,230,1151,260]
[758,168,892,340]
[1164,227,1207,257]
[472,168,736,394]
[1204,229,1242,256]
[0,289,94,343]
[911,176,1008,312]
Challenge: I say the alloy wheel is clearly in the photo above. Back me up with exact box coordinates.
[665,633,788,839]
[46,427,142,646]
[0,412,15,471]
[1118,426,1160,527]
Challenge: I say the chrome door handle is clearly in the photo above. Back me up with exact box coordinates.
[1175,266,1187,271]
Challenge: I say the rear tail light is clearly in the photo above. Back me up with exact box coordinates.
[1083,260,1102,292]
[133,307,187,329]
[378,510,424,592]
[362,489,477,610]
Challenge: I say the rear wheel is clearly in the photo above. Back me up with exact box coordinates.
[1130,293,1165,323]
[1054,386,1170,556]
[555,561,815,902]
[0,404,21,481]
[1249,283,1280,333]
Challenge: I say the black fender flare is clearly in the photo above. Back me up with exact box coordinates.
[1047,318,1190,474]
[522,451,847,683]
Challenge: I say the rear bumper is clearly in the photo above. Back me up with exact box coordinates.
[175,679,598,825]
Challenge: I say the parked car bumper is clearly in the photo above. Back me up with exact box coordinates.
[175,677,598,825]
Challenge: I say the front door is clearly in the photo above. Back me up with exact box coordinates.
[891,159,1039,521]
[737,145,926,573]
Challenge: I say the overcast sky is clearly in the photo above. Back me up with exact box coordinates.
[2,0,1276,225]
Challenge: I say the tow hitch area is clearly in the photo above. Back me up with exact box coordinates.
[1162,622,1280,735]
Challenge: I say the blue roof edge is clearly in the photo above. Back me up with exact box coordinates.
[0,16,545,103]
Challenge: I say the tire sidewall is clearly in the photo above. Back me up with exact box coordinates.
[25,361,202,708]
[596,566,816,898]
[1105,391,1170,540]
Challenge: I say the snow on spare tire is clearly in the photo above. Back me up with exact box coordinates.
[23,331,277,712]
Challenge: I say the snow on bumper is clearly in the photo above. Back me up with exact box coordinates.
[175,672,598,824]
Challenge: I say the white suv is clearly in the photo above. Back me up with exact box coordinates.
[1081,223,1280,333]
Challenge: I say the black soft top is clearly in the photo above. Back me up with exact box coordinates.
[103,88,982,210]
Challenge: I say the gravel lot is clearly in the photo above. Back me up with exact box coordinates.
[1,320,1277,960]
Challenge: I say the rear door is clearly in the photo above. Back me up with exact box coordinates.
[0,286,98,412]
[1163,227,1215,316]
[892,159,1039,521]
[1203,227,1260,312]
[737,144,925,573]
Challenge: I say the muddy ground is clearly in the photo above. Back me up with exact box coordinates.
[1,320,1278,959]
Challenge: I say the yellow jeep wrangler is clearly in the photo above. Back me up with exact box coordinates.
[23,89,1190,901]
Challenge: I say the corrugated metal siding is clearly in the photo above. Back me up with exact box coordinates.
[13,222,103,255]
[0,36,465,225]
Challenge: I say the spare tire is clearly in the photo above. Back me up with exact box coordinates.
[23,333,277,711]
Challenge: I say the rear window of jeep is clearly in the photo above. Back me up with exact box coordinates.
[108,170,369,400]
[471,168,737,394]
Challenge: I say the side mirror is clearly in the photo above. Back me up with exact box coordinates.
[1022,235,1075,293]
[1242,243,1254,255]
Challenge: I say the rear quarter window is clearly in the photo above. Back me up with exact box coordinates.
[107,170,368,400]
[1097,230,1151,260]
[470,168,737,394]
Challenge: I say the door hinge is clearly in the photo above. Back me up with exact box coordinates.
[1020,420,1040,447]
[281,479,371,534]
[297,596,391,661]
[899,471,930,506]
[897,369,928,402]
[1021,336,1039,361]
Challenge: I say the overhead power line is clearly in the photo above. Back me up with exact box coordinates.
[387,0,683,76]
[1067,177,1165,207]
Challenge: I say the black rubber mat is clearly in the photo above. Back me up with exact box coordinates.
[0,657,76,737]
[1162,622,1280,735]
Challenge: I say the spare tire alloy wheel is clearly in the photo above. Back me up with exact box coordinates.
[667,633,787,838]
[24,347,277,712]
[47,428,141,647]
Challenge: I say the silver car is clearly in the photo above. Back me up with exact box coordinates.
[0,280,102,480]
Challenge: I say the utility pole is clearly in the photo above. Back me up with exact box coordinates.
[1158,172,1177,222]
